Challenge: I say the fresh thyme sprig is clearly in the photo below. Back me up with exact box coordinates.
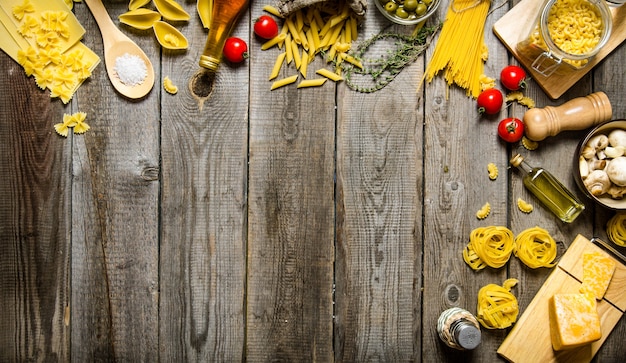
[343,23,442,93]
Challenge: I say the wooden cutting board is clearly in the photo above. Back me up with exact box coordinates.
[497,235,626,363]
[493,0,626,99]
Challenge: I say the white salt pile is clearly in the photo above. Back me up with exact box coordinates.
[113,53,147,86]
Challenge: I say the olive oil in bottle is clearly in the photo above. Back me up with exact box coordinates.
[199,0,250,72]
[510,154,584,223]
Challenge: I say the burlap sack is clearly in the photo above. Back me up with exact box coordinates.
[274,0,367,17]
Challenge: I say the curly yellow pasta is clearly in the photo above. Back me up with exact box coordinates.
[521,136,539,151]
[464,226,515,270]
[516,198,533,213]
[528,0,605,68]
[476,202,491,220]
[607,212,626,247]
[487,163,498,180]
[476,278,519,329]
[514,226,557,268]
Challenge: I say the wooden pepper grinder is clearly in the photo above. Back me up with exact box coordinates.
[523,92,612,141]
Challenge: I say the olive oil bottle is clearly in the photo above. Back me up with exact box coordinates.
[199,0,250,72]
[510,154,585,223]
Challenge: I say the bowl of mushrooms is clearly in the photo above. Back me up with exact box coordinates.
[575,119,626,210]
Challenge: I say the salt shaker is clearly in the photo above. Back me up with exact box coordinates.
[437,307,481,350]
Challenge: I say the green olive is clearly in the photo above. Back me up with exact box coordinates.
[404,0,418,11]
[415,3,428,15]
[422,0,433,5]
[385,2,398,12]
[395,7,409,18]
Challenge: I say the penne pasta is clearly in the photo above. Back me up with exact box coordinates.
[316,68,343,82]
[261,33,286,50]
[297,78,327,88]
[271,74,299,90]
[269,52,286,80]
[263,5,283,18]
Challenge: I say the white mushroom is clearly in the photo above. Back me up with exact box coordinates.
[608,129,626,148]
[608,184,626,199]
[606,156,626,186]
[586,134,609,152]
[580,156,590,179]
[605,146,625,159]
[584,169,611,196]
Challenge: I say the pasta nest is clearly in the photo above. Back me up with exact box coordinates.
[514,226,558,268]
[463,226,515,270]
[476,278,519,329]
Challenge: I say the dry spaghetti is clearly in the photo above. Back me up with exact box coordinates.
[424,0,491,98]
[476,278,519,329]
[463,226,514,270]
[514,226,557,268]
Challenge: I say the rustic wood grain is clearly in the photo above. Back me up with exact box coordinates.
[2,0,626,361]
[69,2,161,361]
[421,0,512,360]
[158,4,248,361]
[246,2,335,361]
[0,52,71,362]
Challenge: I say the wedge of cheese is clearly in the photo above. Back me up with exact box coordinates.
[581,251,616,300]
[549,293,601,351]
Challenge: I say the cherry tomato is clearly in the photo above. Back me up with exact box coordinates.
[254,15,279,40]
[500,65,527,91]
[223,37,248,63]
[498,117,525,143]
[477,88,503,115]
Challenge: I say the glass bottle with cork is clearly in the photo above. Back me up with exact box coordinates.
[199,0,250,72]
[510,154,585,223]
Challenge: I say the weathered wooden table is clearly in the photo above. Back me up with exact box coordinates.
[2,0,626,361]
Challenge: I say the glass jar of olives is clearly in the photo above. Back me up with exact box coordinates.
[374,0,441,25]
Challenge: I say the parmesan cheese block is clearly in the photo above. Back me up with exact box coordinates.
[549,293,601,351]
[581,251,616,300]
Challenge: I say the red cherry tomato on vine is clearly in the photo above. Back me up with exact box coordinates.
[477,88,503,115]
[223,37,248,63]
[498,117,525,143]
[500,65,527,91]
[254,15,279,40]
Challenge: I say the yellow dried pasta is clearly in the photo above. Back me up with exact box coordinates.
[506,91,535,108]
[517,198,533,213]
[270,74,298,90]
[514,226,557,268]
[487,163,498,180]
[54,111,89,137]
[476,202,491,220]
[607,212,626,247]
[521,136,539,151]
[528,0,605,68]
[463,226,515,270]
[163,76,178,94]
[476,278,519,329]
[260,2,359,89]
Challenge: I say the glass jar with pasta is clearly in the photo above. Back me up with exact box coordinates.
[516,0,612,77]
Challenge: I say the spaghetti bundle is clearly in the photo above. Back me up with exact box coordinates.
[424,0,491,98]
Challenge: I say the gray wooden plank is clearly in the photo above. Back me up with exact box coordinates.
[422,0,511,360]
[334,11,424,361]
[158,3,248,361]
[246,2,335,361]
[0,50,71,362]
[69,2,161,361]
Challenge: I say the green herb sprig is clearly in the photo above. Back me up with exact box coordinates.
[343,23,442,93]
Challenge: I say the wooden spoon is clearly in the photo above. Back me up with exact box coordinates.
[84,0,155,99]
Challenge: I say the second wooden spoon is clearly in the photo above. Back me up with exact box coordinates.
[84,0,155,99]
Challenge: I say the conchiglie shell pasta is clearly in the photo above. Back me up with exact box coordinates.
[197,0,212,29]
[153,0,191,21]
[129,0,152,11]
[153,21,188,50]
[119,9,162,30]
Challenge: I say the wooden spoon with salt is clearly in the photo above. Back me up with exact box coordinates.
[84,0,155,99]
